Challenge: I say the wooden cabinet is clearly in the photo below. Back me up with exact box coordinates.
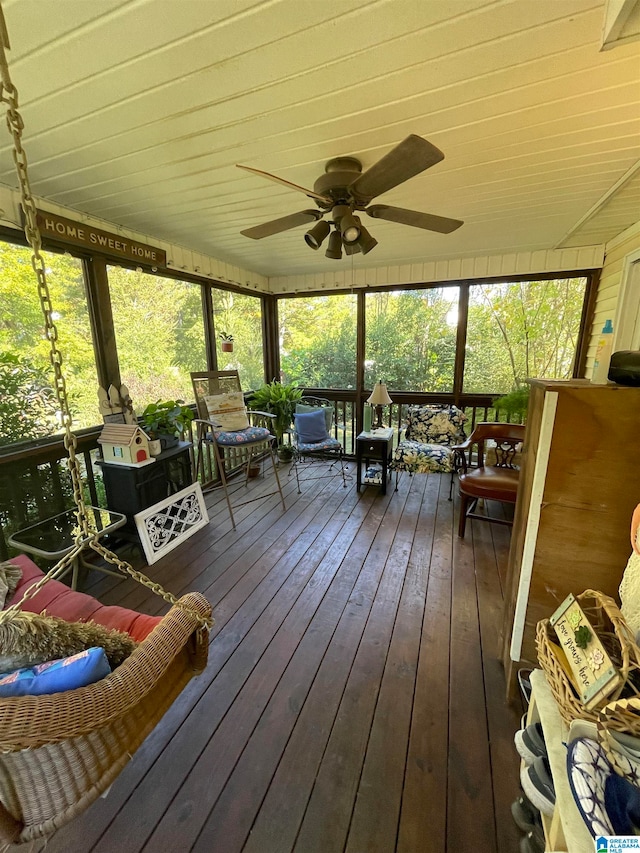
[502,379,640,695]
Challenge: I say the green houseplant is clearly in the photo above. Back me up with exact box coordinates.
[218,331,234,353]
[249,380,303,455]
[140,399,194,451]
[493,385,530,423]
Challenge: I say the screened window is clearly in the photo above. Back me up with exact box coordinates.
[279,294,357,388]
[464,278,587,394]
[364,287,459,391]
[109,267,206,407]
[0,242,97,444]
[211,289,264,391]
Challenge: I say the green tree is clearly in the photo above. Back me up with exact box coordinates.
[0,352,58,445]
[0,243,97,435]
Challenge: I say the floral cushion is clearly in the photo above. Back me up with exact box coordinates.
[213,425,272,446]
[391,440,455,474]
[406,405,467,446]
[297,436,341,453]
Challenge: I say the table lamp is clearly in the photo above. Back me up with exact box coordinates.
[367,381,393,430]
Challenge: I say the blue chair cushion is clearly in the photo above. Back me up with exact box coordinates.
[295,409,329,443]
[213,425,272,446]
[0,647,111,697]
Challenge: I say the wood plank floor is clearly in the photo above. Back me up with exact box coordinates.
[26,461,524,853]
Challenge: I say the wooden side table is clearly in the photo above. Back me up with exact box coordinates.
[356,428,394,495]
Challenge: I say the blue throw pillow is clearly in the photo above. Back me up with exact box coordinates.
[0,647,111,697]
[295,408,329,443]
[295,403,333,433]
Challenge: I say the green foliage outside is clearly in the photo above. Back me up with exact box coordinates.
[0,352,58,446]
[279,294,357,388]
[365,289,457,390]
[212,290,265,391]
[464,279,585,393]
[278,279,586,395]
[0,243,97,437]
[109,266,207,407]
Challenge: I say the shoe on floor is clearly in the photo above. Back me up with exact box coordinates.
[519,828,545,853]
[518,667,533,706]
[520,755,556,817]
[511,794,542,832]
[515,721,547,764]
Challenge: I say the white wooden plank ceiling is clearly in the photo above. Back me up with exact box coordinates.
[0,0,638,278]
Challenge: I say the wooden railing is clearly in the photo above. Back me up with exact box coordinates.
[0,391,523,559]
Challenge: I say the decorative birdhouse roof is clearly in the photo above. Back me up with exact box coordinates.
[98,424,149,447]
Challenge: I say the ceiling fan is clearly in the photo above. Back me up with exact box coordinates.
[237,135,463,259]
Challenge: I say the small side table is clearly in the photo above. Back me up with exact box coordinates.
[8,506,127,590]
[97,440,193,530]
[356,428,394,495]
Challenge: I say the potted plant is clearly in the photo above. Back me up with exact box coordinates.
[493,385,530,423]
[218,331,234,353]
[249,380,303,459]
[140,399,194,454]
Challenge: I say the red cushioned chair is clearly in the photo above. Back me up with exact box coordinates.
[452,421,526,538]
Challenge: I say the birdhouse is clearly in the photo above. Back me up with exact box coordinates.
[98,424,155,467]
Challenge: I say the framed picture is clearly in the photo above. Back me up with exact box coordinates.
[134,482,208,565]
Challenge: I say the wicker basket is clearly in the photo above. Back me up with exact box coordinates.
[596,696,640,777]
[536,589,640,725]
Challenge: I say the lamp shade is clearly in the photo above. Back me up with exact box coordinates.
[367,381,392,406]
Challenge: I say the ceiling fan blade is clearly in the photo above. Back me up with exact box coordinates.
[240,209,322,240]
[367,204,463,234]
[237,164,332,204]
[350,135,445,201]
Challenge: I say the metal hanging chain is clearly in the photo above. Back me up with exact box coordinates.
[0,5,211,629]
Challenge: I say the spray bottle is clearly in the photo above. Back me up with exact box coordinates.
[592,319,614,384]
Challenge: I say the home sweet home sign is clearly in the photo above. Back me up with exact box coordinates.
[30,209,167,267]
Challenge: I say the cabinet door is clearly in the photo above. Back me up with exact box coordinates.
[503,381,640,688]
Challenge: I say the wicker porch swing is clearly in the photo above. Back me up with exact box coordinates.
[0,6,212,846]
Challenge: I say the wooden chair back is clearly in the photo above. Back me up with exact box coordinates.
[190,370,242,420]
[467,421,525,468]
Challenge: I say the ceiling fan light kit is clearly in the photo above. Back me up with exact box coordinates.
[357,223,378,255]
[304,218,330,250]
[238,134,463,260]
[325,230,343,260]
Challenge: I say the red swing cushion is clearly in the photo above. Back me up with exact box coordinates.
[4,554,162,643]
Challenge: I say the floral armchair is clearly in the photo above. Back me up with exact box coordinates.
[391,405,468,497]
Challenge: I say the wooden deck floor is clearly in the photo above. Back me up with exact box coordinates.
[33,461,523,853]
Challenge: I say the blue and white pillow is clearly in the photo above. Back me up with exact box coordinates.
[0,647,111,698]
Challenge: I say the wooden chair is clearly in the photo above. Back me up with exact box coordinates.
[190,371,285,528]
[452,421,526,538]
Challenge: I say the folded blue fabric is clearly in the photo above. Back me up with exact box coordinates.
[295,408,328,443]
[0,647,111,697]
